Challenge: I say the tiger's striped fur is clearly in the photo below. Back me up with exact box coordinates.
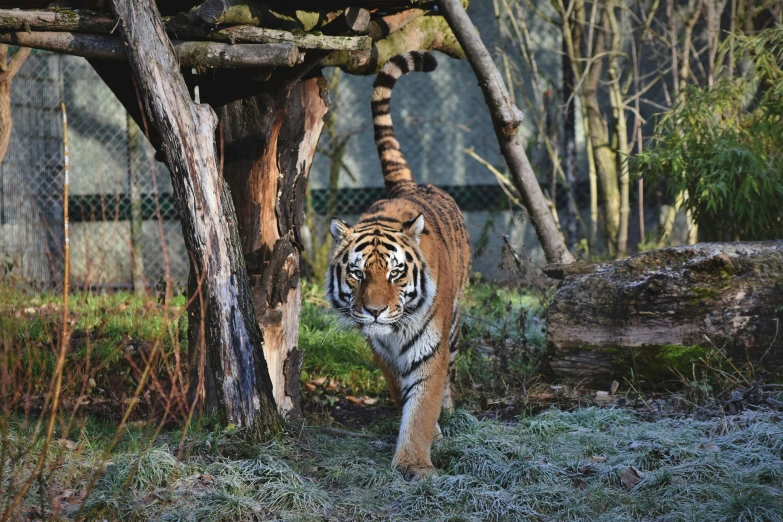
[326,52,470,481]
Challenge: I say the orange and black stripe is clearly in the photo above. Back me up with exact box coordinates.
[372,51,438,195]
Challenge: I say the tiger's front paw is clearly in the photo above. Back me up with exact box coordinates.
[396,463,438,482]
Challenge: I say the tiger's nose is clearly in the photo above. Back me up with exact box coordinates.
[365,305,388,318]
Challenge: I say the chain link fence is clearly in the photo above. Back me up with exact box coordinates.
[0,2,603,289]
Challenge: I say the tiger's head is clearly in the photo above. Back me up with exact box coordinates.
[326,213,435,335]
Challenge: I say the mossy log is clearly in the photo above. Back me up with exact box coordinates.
[321,12,464,74]
[546,242,783,383]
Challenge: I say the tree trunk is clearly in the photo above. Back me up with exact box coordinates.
[545,241,783,383]
[561,28,579,250]
[0,45,30,165]
[196,69,330,418]
[109,0,280,438]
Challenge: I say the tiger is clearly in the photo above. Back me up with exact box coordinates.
[326,51,470,481]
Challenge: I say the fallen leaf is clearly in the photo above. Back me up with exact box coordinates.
[590,456,607,463]
[610,380,620,394]
[345,395,362,405]
[311,377,327,386]
[57,438,77,451]
[620,466,643,490]
[305,382,316,392]
[628,440,646,450]
[595,391,612,403]
[573,478,588,490]
[699,442,720,452]
[362,397,378,405]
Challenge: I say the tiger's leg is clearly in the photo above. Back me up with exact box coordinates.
[392,342,449,481]
[442,311,460,412]
[373,352,402,413]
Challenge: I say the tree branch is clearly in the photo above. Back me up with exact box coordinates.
[321,13,463,74]
[436,0,574,264]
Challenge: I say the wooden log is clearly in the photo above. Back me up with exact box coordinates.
[547,241,783,383]
[206,26,370,50]
[0,9,371,51]
[108,0,280,437]
[197,70,330,418]
[0,31,300,68]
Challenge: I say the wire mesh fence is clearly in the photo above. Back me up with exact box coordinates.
[0,2,602,289]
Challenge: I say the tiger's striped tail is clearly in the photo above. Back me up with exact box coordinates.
[372,52,437,194]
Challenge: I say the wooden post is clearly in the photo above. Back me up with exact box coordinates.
[126,112,145,295]
[109,0,279,437]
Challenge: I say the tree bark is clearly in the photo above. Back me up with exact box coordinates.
[561,22,579,250]
[0,45,29,165]
[197,70,330,418]
[109,0,279,437]
[546,241,783,383]
[437,0,574,264]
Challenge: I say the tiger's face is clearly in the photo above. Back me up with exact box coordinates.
[326,213,433,335]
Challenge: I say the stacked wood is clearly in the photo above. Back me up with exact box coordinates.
[546,242,783,383]
[0,2,464,72]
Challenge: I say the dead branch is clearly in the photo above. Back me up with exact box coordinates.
[437,0,574,264]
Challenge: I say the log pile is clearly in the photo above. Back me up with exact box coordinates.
[0,1,464,72]
[546,241,783,383]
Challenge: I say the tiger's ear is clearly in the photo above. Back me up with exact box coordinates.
[404,213,425,243]
[330,218,351,241]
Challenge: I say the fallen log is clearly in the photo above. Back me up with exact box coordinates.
[546,241,783,383]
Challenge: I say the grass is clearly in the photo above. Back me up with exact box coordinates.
[298,281,547,399]
[4,406,782,521]
[2,282,782,520]
[0,288,188,404]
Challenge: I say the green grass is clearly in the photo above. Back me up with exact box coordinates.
[2,284,783,520]
[0,289,188,404]
[298,281,547,398]
[5,407,782,521]
[298,294,383,396]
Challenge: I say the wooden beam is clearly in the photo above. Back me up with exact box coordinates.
[108,0,280,436]
[0,31,300,68]
[205,26,370,51]
[0,9,372,51]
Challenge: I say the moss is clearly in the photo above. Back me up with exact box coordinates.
[598,344,713,380]
[691,286,719,299]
